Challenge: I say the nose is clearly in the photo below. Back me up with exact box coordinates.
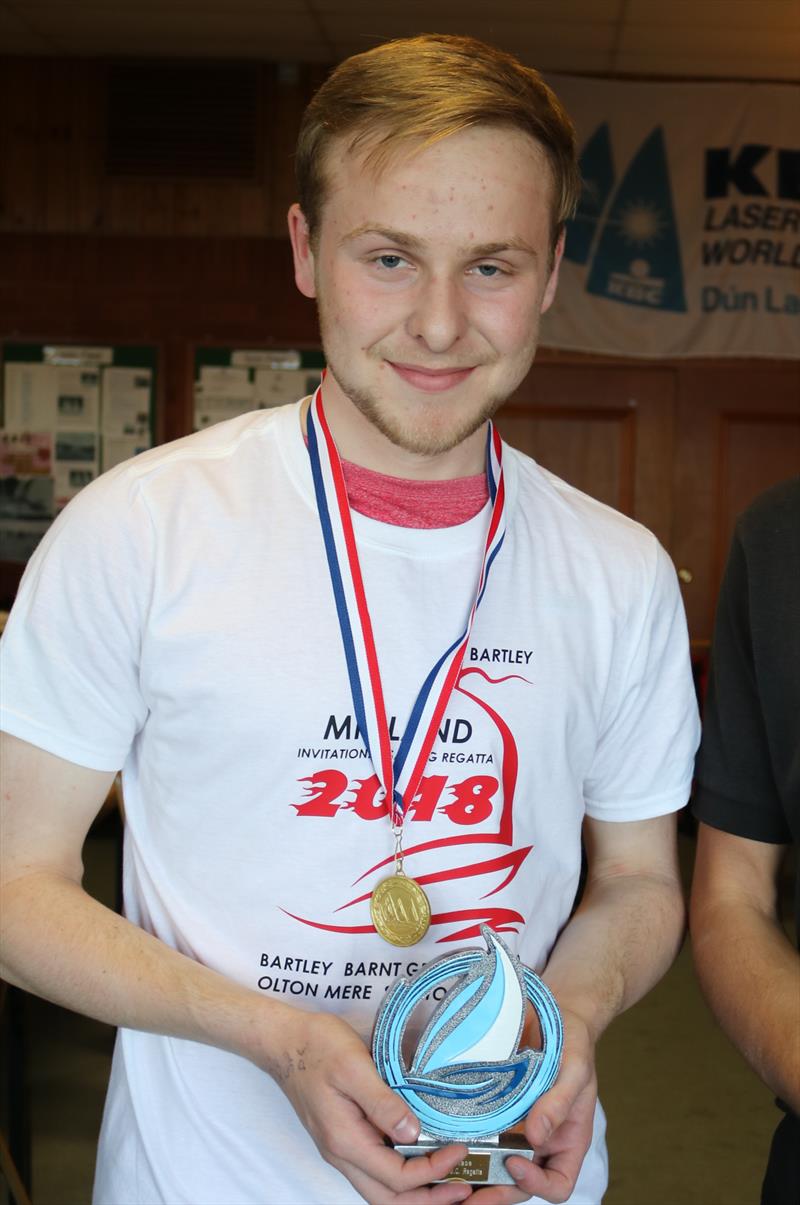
[405,274,467,353]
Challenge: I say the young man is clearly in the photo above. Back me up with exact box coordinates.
[691,477,800,1205]
[0,36,699,1205]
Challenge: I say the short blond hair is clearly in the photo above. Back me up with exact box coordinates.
[296,34,579,250]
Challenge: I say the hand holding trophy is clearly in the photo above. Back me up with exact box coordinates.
[373,927,563,1186]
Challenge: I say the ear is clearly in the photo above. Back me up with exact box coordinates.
[288,203,317,299]
[540,227,565,314]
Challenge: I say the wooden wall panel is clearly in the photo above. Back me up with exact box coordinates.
[0,232,318,345]
[496,364,677,548]
[0,57,323,237]
[0,58,44,230]
[671,364,800,641]
[496,407,635,511]
[267,65,330,237]
[1,59,106,232]
[42,61,82,231]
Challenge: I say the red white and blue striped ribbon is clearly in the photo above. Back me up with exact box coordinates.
[306,384,506,830]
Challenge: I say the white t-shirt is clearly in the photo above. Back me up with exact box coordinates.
[1,401,699,1205]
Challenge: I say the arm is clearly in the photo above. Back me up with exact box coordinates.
[488,812,685,1205]
[690,495,800,1114]
[0,733,471,1205]
[690,822,800,1113]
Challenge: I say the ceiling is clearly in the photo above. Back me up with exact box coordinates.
[1,0,798,80]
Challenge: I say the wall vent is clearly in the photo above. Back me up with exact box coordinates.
[105,62,261,180]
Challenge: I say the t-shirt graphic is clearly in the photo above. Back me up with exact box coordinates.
[286,665,534,944]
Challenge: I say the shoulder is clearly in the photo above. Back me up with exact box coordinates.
[723,475,800,624]
[503,443,664,583]
[105,404,292,490]
[58,404,295,520]
[736,475,800,560]
[29,404,300,566]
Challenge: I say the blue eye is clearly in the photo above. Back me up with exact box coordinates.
[476,264,501,277]
[377,254,404,269]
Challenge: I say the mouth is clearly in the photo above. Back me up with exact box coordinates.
[388,361,476,393]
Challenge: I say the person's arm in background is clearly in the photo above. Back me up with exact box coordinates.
[691,825,800,1112]
[0,732,472,1205]
[690,493,800,1115]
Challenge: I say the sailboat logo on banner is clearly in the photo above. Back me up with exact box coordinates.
[565,125,687,313]
[564,122,616,266]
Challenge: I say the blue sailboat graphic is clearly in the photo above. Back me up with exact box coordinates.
[372,925,563,1140]
[565,122,616,265]
[586,126,687,312]
[404,931,535,1107]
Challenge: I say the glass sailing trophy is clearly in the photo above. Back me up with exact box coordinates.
[373,926,563,1185]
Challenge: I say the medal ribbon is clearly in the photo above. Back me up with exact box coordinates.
[306,384,506,832]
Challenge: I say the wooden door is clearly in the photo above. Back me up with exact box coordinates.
[670,363,800,643]
[495,363,678,548]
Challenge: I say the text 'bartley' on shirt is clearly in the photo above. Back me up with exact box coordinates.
[468,646,534,666]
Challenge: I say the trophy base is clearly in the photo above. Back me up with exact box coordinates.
[396,1132,534,1186]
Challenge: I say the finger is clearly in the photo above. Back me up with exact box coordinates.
[318,1068,423,1187]
[468,1183,530,1204]
[505,1146,584,1205]
[402,1142,473,1187]
[354,1072,421,1146]
[389,1141,472,1195]
[421,1184,475,1205]
[524,1060,592,1149]
[332,1113,469,1196]
[339,1152,475,1205]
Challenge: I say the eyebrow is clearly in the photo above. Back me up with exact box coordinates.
[471,239,539,260]
[341,225,538,260]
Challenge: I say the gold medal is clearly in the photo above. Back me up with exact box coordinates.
[370,874,431,947]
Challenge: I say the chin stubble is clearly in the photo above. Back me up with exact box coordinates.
[326,365,506,457]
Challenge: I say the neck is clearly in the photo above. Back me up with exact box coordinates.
[301,381,488,481]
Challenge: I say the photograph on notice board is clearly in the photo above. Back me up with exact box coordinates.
[0,431,53,477]
[102,367,153,437]
[2,344,157,548]
[0,475,54,562]
[54,369,100,429]
[193,350,324,431]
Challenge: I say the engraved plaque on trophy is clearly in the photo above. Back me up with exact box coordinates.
[372,926,563,1186]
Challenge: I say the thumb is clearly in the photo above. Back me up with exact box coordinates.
[526,1058,589,1148]
[360,1077,421,1144]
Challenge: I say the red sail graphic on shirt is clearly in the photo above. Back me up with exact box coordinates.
[281,907,527,943]
[335,846,533,911]
[285,669,535,942]
[354,668,525,875]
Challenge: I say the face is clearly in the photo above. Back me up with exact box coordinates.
[289,125,563,470]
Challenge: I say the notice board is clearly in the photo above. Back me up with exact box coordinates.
[193,346,324,431]
[1,342,157,563]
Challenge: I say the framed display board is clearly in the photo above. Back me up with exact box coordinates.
[193,346,324,431]
[0,342,157,563]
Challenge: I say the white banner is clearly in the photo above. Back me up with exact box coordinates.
[541,77,799,359]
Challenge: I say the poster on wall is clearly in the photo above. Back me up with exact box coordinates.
[102,366,153,470]
[0,432,54,563]
[0,344,157,562]
[540,77,799,359]
[193,348,324,431]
